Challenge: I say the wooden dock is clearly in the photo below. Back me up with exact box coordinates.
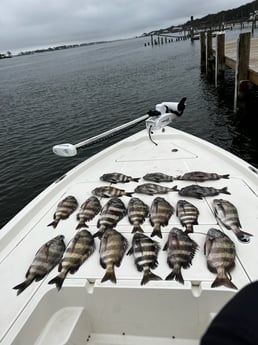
[223,37,258,85]
[201,31,258,112]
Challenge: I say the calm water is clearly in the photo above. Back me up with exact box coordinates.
[1,29,258,229]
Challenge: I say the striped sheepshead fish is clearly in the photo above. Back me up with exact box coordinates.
[178,185,230,199]
[76,196,101,230]
[100,172,140,184]
[128,197,149,233]
[92,186,133,198]
[176,200,199,233]
[93,197,127,239]
[149,197,174,238]
[163,228,198,284]
[48,195,78,228]
[13,235,66,295]
[176,171,230,182]
[48,230,95,290]
[143,172,174,183]
[127,232,162,285]
[213,199,252,243]
[135,183,178,196]
[204,228,237,289]
[99,228,128,284]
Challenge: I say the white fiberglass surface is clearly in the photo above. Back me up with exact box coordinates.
[0,127,257,344]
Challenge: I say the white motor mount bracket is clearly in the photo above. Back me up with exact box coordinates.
[146,97,186,131]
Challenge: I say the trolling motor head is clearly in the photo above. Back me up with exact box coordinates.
[146,97,186,131]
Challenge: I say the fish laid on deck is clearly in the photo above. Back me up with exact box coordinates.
[128,197,149,233]
[143,172,174,183]
[13,235,66,295]
[135,183,178,196]
[178,185,230,199]
[93,197,127,239]
[92,186,133,198]
[176,200,199,233]
[127,232,162,285]
[149,197,174,238]
[48,230,95,291]
[48,195,78,228]
[176,171,230,182]
[163,228,198,284]
[76,196,101,229]
[100,172,140,184]
[213,199,253,243]
[99,228,128,284]
[204,228,237,290]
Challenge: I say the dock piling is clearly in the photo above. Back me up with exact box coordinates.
[234,32,251,112]
[215,33,225,87]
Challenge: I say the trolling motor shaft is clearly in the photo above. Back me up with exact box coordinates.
[52,97,186,156]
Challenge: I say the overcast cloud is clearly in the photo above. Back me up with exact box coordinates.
[0,0,251,53]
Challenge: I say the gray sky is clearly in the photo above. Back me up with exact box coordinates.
[0,0,252,53]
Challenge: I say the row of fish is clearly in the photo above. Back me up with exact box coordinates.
[92,183,230,198]
[100,171,230,183]
[48,195,252,243]
[13,226,237,295]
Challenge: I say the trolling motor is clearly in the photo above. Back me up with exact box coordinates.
[52,97,186,156]
[145,97,186,145]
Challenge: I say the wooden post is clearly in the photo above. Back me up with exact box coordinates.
[234,32,251,113]
[190,16,194,42]
[215,33,225,87]
[200,31,206,71]
[151,35,154,47]
[206,31,213,77]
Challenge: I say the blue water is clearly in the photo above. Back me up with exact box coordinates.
[0,30,257,229]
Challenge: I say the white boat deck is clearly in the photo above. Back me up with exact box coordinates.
[0,127,258,344]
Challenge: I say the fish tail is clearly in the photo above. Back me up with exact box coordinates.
[101,266,116,284]
[13,278,33,296]
[48,272,66,291]
[47,219,59,229]
[185,224,194,233]
[220,187,231,195]
[131,224,144,233]
[211,275,238,290]
[165,267,184,284]
[76,221,89,230]
[141,269,162,285]
[93,229,105,239]
[170,185,179,192]
[125,192,134,197]
[132,178,141,182]
[150,225,162,238]
[235,230,253,243]
[221,174,230,179]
